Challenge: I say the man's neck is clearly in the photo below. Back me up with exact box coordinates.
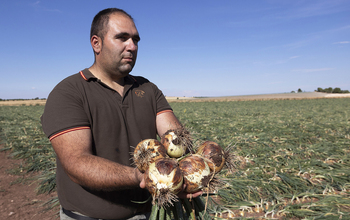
[89,65,125,97]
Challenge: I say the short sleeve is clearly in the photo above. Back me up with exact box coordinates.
[41,75,90,139]
[152,82,173,114]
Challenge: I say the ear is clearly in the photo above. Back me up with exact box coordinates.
[91,35,102,54]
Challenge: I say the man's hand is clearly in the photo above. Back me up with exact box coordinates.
[178,184,203,199]
[138,171,146,189]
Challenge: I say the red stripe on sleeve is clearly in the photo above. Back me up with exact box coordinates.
[49,126,90,141]
[157,109,173,116]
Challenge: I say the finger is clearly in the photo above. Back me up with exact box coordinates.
[139,177,146,188]
[187,190,203,199]
[177,190,203,199]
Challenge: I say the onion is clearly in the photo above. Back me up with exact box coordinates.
[133,139,168,173]
[196,141,225,173]
[161,128,192,158]
[145,158,183,206]
[178,154,211,193]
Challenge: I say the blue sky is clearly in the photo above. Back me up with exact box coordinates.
[0,0,349,99]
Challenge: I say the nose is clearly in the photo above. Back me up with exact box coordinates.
[126,38,138,52]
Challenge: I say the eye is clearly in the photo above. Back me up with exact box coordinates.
[132,37,140,45]
[118,36,128,41]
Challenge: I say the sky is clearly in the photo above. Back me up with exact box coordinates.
[0,0,349,99]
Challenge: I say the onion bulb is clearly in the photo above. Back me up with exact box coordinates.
[196,141,225,174]
[133,139,168,173]
[161,128,192,158]
[145,158,183,207]
[178,154,211,193]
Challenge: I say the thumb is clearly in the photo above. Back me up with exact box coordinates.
[139,175,146,188]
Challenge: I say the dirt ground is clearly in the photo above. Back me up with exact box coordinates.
[0,150,59,220]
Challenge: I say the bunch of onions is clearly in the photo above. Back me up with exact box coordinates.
[133,139,168,173]
[144,158,183,207]
[161,128,192,158]
[133,129,214,220]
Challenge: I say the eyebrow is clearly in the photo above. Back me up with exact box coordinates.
[116,32,141,42]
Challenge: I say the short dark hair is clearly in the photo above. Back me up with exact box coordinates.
[90,8,134,41]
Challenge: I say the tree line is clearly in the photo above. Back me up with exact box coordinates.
[0,97,47,101]
[291,87,349,93]
[315,87,349,93]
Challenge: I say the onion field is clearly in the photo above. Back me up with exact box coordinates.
[1,97,350,219]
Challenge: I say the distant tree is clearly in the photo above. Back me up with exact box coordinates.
[291,91,295,93]
[316,87,324,92]
[332,87,342,93]
[317,87,350,93]
[324,87,333,93]
[297,88,302,93]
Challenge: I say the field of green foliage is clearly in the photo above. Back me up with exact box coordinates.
[1,98,350,219]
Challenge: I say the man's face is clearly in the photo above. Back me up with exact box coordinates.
[99,13,140,77]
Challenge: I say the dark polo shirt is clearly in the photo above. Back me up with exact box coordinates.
[41,68,173,219]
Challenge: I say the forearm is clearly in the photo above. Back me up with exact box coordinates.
[156,111,182,137]
[51,129,142,191]
[63,153,141,191]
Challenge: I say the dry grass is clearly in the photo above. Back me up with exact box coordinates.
[166,92,350,103]
[0,100,46,106]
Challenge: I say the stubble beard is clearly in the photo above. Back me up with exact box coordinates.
[119,54,136,76]
[118,61,135,76]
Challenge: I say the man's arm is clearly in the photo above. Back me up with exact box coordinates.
[156,110,182,137]
[51,128,143,191]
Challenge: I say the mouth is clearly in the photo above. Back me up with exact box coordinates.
[123,57,133,62]
[122,54,135,62]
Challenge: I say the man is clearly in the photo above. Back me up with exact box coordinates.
[41,8,201,220]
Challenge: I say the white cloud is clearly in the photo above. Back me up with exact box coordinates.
[276,0,350,20]
[290,56,299,59]
[30,1,62,13]
[333,41,350,44]
[292,68,333,73]
[276,55,300,64]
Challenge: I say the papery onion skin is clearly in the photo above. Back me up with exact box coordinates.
[196,141,225,173]
[161,131,187,158]
[133,139,168,173]
[178,154,211,193]
[145,158,183,199]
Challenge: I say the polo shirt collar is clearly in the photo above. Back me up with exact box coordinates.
[80,68,137,86]
[80,68,95,81]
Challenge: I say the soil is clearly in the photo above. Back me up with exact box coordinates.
[0,150,59,220]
